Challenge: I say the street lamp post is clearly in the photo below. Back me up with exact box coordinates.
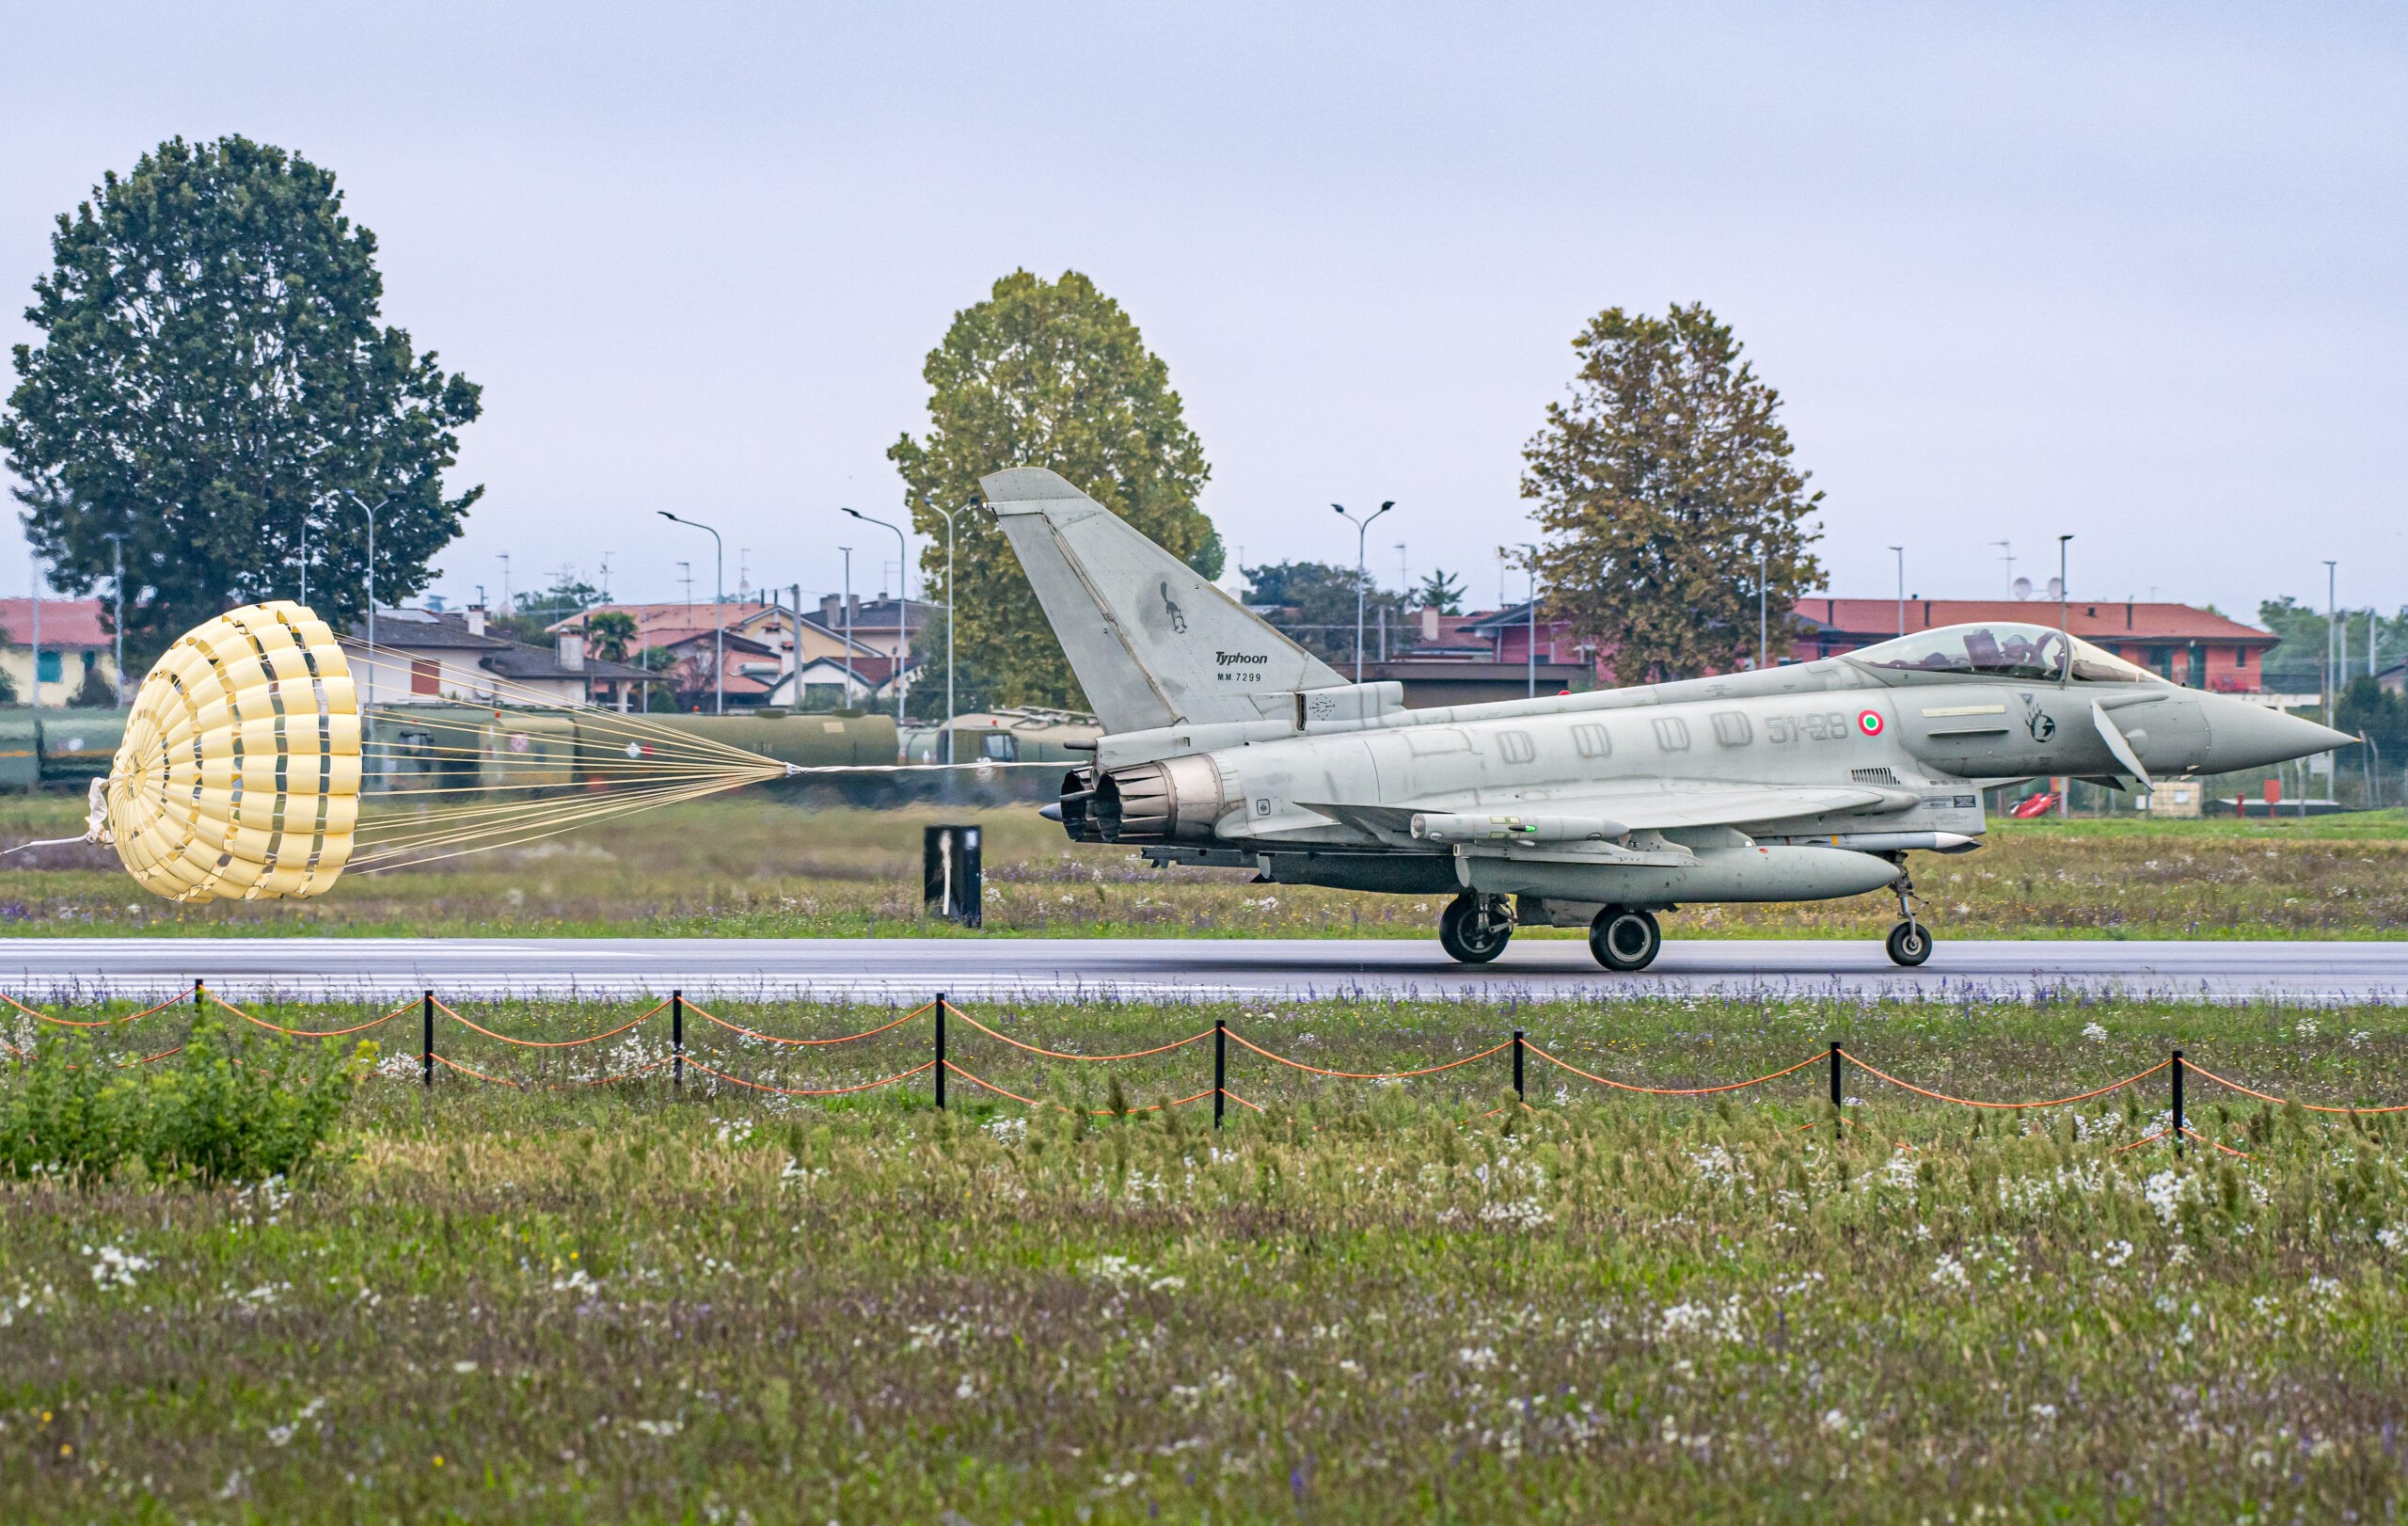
[1755,545,1767,671]
[1888,546,1904,637]
[99,533,124,706]
[838,547,855,706]
[1520,543,1541,698]
[841,506,911,729]
[2324,560,2338,728]
[341,491,395,722]
[1332,501,1394,684]
[918,499,963,763]
[658,511,725,714]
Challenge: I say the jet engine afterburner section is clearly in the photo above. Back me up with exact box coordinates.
[1089,755,1228,843]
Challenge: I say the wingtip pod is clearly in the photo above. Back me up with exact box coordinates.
[107,601,360,903]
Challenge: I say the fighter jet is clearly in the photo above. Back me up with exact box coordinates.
[990,468,2351,970]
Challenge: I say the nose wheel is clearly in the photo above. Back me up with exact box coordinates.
[1589,906,1662,971]
[1884,867,1934,967]
[1438,893,1514,964]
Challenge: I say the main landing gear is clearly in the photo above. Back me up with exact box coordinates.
[1884,867,1934,967]
[1438,893,1513,963]
[1588,906,1662,971]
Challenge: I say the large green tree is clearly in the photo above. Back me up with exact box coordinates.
[889,270,1219,712]
[1521,303,1822,684]
[3,135,482,664]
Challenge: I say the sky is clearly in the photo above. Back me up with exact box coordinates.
[2,2,2402,624]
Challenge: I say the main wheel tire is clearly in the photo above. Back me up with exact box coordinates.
[1589,906,1662,971]
[1437,893,1513,964]
[1885,919,1933,967]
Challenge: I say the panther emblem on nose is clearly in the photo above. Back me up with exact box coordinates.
[2027,709,2056,742]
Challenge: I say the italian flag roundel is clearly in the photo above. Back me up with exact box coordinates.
[1857,709,1885,738]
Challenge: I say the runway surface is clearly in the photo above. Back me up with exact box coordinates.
[4,935,2404,1004]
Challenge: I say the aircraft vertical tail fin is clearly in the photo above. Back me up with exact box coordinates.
[979,468,1348,734]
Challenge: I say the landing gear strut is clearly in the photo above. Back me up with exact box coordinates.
[1884,867,1933,967]
[1438,893,1514,964]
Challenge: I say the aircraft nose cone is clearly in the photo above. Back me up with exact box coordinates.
[2204,696,2358,772]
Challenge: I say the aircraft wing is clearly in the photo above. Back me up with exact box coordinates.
[1294,780,1907,841]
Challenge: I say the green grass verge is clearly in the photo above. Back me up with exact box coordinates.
[5,797,2406,941]
[4,993,2408,1518]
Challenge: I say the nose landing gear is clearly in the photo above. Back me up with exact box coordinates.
[1884,868,1933,967]
[1438,893,1514,964]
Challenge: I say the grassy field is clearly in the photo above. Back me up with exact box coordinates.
[5,991,2408,1518]
[4,792,2406,941]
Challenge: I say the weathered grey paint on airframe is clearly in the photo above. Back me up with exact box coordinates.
[985,468,2350,969]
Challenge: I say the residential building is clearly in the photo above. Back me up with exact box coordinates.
[0,597,122,707]
[352,607,652,708]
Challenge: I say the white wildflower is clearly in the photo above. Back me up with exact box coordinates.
[84,1242,153,1291]
[1457,1345,1498,1371]
[1930,1253,1970,1290]
[2083,1022,2109,1042]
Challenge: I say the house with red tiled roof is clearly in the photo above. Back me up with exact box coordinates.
[0,597,122,706]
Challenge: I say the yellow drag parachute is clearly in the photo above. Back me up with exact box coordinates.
[46,600,992,905]
[107,601,360,901]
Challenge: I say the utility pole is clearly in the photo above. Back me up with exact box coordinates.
[1332,501,1394,683]
[658,511,725,714]
[1889,546,1905,636]
[100,533,124,706]
[2058,533,2074,819]
[27,554,40,709]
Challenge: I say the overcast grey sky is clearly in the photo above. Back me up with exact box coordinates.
[3,2,2402,622]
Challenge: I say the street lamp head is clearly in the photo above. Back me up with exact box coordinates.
[657,511,678,523]
[841,506,863,521]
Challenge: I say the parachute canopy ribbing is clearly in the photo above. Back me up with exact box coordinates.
[108,600,360,900]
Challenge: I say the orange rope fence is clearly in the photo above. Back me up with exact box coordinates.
[434,996,666,1049]
[2181,1059,2408,1117]
[1527,1044,1823,1096]
[683,1057,935,1097]
[945,1007,1212,1063]
[1839,1051,2171,1110]
[683,998,929,1047]
[4,988,2404,1151]
[4,990,192,1030]
[1225,1030,1511,1081]
[212,992,416,1040]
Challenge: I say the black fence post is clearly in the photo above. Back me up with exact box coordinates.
[421,990,435,1090]
[192,978,203,1009]
[2171,1048,2184,1157]
[1829,1041,1844,1141]
[672,991,684,1091]
[934,993,947,1111]
[1512,1028,1525,1103]
[1213,1019,1227,1130]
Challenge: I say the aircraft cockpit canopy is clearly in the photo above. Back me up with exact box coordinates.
[1846,623,2163,684]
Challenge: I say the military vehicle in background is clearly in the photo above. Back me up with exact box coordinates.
[0,707,897,793]
[901,707,1102,766]
[986,467,2350,972]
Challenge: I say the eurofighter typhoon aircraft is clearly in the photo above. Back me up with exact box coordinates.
[992,469,2351,970]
